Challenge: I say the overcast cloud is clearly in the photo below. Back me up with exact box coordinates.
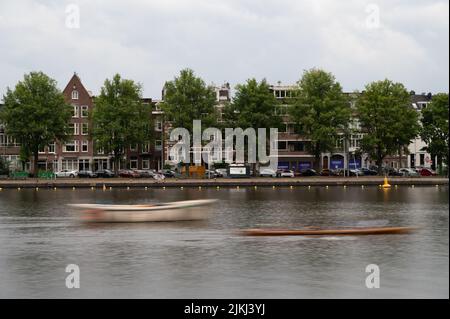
[0,0,448,99]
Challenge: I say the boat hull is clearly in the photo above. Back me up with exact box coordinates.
[241,226,417,236]
[69,199,217,223]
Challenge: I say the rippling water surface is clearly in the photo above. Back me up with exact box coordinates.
[0,186,448,298]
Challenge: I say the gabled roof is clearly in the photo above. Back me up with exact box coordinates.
[62,72,92,98]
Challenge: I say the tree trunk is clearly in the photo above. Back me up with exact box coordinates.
[33,151,39,178]
[398,146,403,169]
[376,147,383,175]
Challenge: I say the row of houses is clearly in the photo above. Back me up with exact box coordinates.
[0,73,436,173]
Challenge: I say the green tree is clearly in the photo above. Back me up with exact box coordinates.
[289,69,351,170]
[420,93,449,175]
[161,69,218,133]
[356,79,419,174]
[223,78,283,173]
[92,74,153,173]
[0,71,72,176]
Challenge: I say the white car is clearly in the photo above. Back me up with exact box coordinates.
[55,169,78,178]
[280,170,295,178]
[399,168,419,177]
[259,168,277,177]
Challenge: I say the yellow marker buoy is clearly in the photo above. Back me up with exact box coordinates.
[72,186,75,190]
[382,176,391,188]
[17,187,21,191]
[361,185,365,189]
[343,185,347,189]
[308,186,311,190]
[436,184,439,188]
[0,187,3,191]
[163,186,166,190]
[145,186,148,190]
[236,185,240,190]
[35,187,39,191]
[325,185,329,189]
[254,186,257,190]
[91,186,94,190]
[290,185,294,189]
[54,187,57,191]
[127,186,130,190]
[216,186,220,190]
[411,185,415,188]
[395,185,398,189]
[109,187,112,190]
[180,186,184,190]
[272,186,276,189]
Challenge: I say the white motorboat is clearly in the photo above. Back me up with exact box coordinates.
[68,199,217,223]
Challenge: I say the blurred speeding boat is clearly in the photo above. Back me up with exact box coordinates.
[241,226,417,236]
[68,199,217,223]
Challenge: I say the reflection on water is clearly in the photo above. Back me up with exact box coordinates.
[0,186,448,298]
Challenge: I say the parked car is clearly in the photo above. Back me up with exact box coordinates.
[215,168,227,178]
[55,169,78,178]
[152,172,165,180]
[95,169,115,178]
[385,167,403,176]
[205,170,219,178]
[300,168,318,176]
[134,170,155,178]
[118,169,140,178]
[399,168,419,177]
[78,170,97,178]
[360,168,378,176]
[279,170,295,178]
[259,168,277,177]
[417,168,437,176]
[320,169,339,176]
[349,169,363,176]
[160,169,176,178]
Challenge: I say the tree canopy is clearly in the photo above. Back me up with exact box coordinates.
[356,79,419,172]
[289,69,350,169]
[91,74,153,172]
[420,93,449,174]
[161,69,218,133]
[0,71,71,175]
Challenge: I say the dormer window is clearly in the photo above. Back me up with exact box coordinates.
[72,90,79,100]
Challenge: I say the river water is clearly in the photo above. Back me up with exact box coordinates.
[0,186,448,298]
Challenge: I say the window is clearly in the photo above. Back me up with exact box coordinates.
[155,120,162,131]
[62,159,78,171]
[155,140,162,150]
[420,154,425,166]
[142,159,150,169]
[48,143,55,153]
[72,105,79,118]
[81,123,89,135]
[130,144,138,152]
[63,141,78,152]
[81,141,88,152]
[72,90,79,100]
[278,141,287,150]
[69,123,79,135]
[81,106,89,117]
[130,157,138,169]
[142,143,150,153]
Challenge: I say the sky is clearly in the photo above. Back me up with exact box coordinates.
[0,0,448,100]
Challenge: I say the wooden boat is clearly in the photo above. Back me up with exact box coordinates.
[240,226,417,236]
[68,199,217,223]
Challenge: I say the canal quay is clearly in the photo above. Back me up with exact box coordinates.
[0,181,448,298]
[0,176,448,189]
